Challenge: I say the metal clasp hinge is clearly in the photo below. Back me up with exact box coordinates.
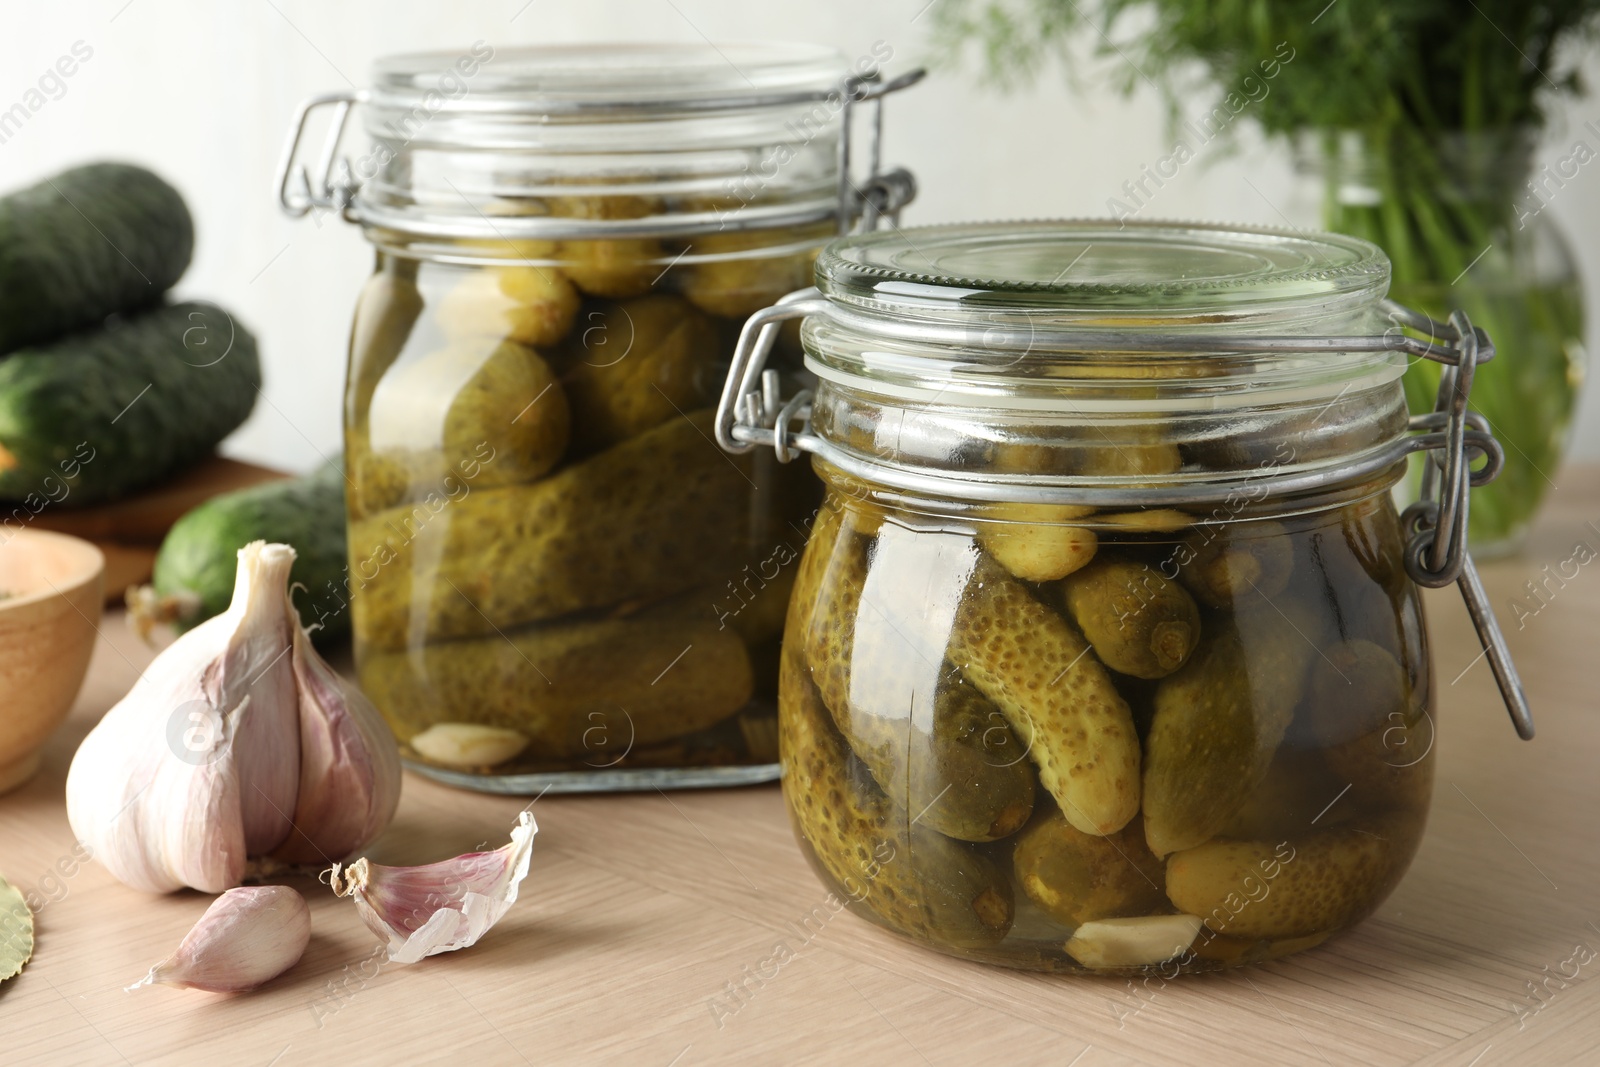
[1394,305,1534,739]
[714,289,828,456]
[837,69,925,234]
[275,90,362,220]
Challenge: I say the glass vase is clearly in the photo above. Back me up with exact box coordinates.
[1290,128,1586,556]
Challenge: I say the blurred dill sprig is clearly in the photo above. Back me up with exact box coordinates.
[930,0,1600,136]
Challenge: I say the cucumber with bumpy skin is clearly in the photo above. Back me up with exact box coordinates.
[0,163,194,353]
[0,301,260,505]
[139,458,351,643]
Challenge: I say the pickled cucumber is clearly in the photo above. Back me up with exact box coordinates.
[1326,729,1435,818]
[1216,748,1352,841]
[560,294,720,453]
[348,265,423,427]
[1060,555,1201,679]
[1012,811,1167,926]
[350,410,750,649]
[361,612,753,757]
[989,423,1180,482]
[945,550,1142,837]
[719,561,797,647]
[806,515,1035,842]
[682,232,817,319]
[434,265,580,348]
[1300,639,1409,747]
[1319,670,1436,818]
[357,338,570,513]
[1077,434,1183,479]
[976,505,1099,583]
[1093,509,1193,533]
[553,195,661,298]
[1142,620,1315,856]
[782,513,1014,947]
[1176,520,1294,607]
[1165,821,1405,939]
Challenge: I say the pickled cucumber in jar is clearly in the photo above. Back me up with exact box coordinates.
[805,509,1036,843]
[782,504,1015,949]
[434,264,580,348]
[552,194,662,298]
[559,293,721,454]
[775,466,1434,971]
[681,228,825,319]
[345,207,830,778]
[356,336,570,513]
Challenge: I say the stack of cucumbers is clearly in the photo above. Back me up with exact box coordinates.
[0,163,350,642]
[0,163,260,505]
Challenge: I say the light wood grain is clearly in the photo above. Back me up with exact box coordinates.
[3,470,1600,1067]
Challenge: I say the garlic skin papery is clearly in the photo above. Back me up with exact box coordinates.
[130,885,310,993]
[66,541,401,893]
[329,811,537,964]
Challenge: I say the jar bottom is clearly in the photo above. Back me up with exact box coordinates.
[403,760,781,795]
[838,906,1342,975]
[938,932,1338,974]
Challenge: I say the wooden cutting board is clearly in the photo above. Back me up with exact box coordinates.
[19,455,288,602]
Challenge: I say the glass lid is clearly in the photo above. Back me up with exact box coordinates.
[370,43,850,115]
[814,220,1391,324]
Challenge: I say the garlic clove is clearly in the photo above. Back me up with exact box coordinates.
[271,623,401,864]
[409,723,529,769]
[1063,914,1205,969]
[130,885,310,993]
[220,543,302,855]
[328,811,536,964]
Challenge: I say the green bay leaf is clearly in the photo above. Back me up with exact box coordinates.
[1,875,34,981]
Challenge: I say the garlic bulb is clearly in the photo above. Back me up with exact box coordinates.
[329,811,536,964]
[130,885,310,993]
[67,542,400,893]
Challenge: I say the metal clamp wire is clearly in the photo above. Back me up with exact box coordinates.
[1435,310,1479,572]
[836,70,926,235]
[715,292,830,453]
[276,91,360,217]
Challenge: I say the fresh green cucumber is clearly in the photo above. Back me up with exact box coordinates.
[141,458,351,643]
[0,301,260,505]
[0,162,194,353]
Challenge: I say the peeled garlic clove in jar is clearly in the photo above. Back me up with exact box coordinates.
[130,885,310,993]
[1064,914,1204,969]
[409,723,530,769]
[328,811,536,964]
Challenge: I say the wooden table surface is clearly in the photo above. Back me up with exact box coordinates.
[4,471,1600,1067]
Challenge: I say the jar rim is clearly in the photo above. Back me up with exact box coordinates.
[345,42,868,243]
[815,219,1390,325]
[370,42,851,119]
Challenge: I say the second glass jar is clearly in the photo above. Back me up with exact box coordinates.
[283,43,919,789]
[715,220,1528,972]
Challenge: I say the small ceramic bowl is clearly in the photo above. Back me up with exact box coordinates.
[0,527,105,794]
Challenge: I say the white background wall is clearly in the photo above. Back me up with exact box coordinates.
[4,0,1600,474]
